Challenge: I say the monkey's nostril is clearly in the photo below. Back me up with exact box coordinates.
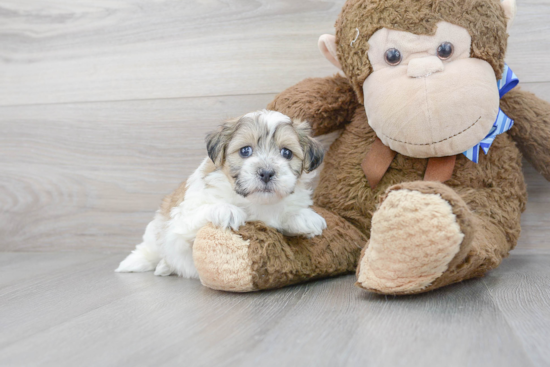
[259,169,276,184]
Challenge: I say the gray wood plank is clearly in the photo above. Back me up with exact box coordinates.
[0,0,549,106]
[0,0,345,106]
[484,250,550,367]
[507,0,550,82]
[0,93,275,252]
[203,278,533,367]
[0,252,110,290]
[1,252,549,367]
[519,164,550,250]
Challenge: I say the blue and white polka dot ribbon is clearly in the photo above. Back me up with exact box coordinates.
[463,64,519,163]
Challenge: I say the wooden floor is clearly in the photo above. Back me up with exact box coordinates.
[0,250,549,367]
[1,1,550,366]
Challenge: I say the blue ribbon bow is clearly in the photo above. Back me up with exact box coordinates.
[463,64,519,163]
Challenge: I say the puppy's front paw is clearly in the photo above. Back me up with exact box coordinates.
[208,204,247,231]
[283,209,327,238]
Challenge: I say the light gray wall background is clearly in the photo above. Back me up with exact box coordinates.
[0,0,549,252]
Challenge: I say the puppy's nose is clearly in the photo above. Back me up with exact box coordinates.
[259,169,275,183]
[407,56,444,78]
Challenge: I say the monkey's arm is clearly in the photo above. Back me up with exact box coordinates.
[267,74,359,136]
[501,88,550,181]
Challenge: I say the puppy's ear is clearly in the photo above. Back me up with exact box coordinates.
[294,120,325,173]
[205,118,238,166]
[205,128,224,166]
[303,137,325,173]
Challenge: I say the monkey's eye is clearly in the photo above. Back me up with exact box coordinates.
[437,42,454,60]
[239,146,253,158]
[384,48,402,66]
[281,148,293,160]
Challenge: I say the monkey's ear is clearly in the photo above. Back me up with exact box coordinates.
[318,34,342,70]
[500,0,517,29]
[303,137,325,173]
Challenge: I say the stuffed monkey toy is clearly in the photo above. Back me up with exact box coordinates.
[192,0,550,294]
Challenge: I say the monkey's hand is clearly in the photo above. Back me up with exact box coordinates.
[267,74,358,136]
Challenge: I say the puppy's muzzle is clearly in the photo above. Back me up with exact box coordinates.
[258,169,276,184]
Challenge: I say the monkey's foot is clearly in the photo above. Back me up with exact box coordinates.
[356,182,474,295]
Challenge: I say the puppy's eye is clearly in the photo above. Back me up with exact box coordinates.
[280,148,293,160]
[239,146,253,158]
[437,42,454,60]
[384,48,402,66]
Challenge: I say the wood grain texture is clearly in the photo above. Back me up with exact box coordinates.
[0,0,549,106]
[484,251,550,367]
[0,251,548,367]
[507,0,550,81]
[0,0,346,106]
[0,94,275,251]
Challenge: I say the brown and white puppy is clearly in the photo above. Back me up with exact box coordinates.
[115,110,326,278]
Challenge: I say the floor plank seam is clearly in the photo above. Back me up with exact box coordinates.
[0,91,281,109]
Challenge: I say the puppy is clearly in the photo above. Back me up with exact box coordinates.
[115,110,327,278]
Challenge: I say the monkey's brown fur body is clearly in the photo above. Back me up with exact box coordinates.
[192,0,550,294]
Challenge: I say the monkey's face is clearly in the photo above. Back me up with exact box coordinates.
[319,0,517,159]
[362,21,500,158]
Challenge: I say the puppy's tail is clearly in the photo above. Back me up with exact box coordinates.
[115,218,162,273]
